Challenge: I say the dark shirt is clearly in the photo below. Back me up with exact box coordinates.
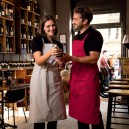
[74,26,103,55]
[31,36,63,54]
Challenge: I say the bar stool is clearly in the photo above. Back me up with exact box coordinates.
[106,89,129,129]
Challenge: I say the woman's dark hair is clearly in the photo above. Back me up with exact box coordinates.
[36,15,58,37]
[73,6,93,24]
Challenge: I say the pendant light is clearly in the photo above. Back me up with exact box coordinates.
[122,34,129,49]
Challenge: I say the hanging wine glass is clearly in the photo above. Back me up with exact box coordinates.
[122,34,129,49]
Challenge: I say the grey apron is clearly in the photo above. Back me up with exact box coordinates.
[29,39,66,123]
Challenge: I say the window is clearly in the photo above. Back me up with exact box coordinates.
[91,13,120,24]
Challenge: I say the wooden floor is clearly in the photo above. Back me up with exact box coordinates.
[1,97,129,129]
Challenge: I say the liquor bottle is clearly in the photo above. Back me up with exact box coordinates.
[6,23,9,35]
[9,41,13,52]
[24,43,27,54]
[6,38,10,52]
[8,5,13,19]
[21,43,24,54]
[1,3,4,17]
[27,0,30,11]
[21,11,25,24]
[23,28,27,38]
[10,27,13,36]
[28,14,31,26]
[34,16,39,27]
[5,3,9,18]
[0,20,4,35]
[28,28,30,39]
[30,28,33,39]
[34,0,40,13]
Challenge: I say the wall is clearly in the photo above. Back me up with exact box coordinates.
[56,0,72,54]
[38,0,56,16]
[127,0,129,34]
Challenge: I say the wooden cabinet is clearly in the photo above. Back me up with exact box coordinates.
[15,0,40,54]
[0,0,15,53]
[0,0,40,54]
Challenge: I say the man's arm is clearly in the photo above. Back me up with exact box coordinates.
[60,51,100,64]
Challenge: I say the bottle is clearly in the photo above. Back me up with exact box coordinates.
[9,42,13,52]
[35,16,39,27]
[1,3,4,17]
[24,43,27,54]
[23,28,27,38]
[28,14,31,26]
[34,0,40,13]
[10,27,13,36]
[6,38,10,52]
[0,20,4,35]
[53,45,63,57]
[21,43,24,54]
[28,28,30,39]
[30,28,33,39]
[5,3,8,18]
[6,22,9,35]
[27,0,30,11]
[8,5,13,19]
[21,11,25,24]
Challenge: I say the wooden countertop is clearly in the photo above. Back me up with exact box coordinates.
[0,83,29,91]
[108,89,129,96]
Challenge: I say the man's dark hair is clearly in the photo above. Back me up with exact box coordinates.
[73,6,93,24]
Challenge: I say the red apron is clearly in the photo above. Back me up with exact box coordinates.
[69,34,100,125]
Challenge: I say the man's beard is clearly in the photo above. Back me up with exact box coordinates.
[73,24,83,31]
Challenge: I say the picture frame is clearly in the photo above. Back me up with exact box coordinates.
[59,33,67,44]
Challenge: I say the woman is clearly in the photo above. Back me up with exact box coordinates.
[29,15,66,129]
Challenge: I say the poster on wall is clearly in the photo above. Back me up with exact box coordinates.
[59,33,67,44]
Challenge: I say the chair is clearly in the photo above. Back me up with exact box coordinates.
[4,89,27,128]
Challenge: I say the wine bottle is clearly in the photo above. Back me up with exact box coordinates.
[28,14,31,26]
[6,38,10,52]
[1,3,4,17]
[21,11,25,24]
[9,41,13,52]
[5,3,9,18]
[8,5,13,19]
[27,0,30,11]
[10,27,13,36]
[0,20,4,35]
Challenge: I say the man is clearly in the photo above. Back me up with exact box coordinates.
[99,50,111,83]
[57,6,104,129]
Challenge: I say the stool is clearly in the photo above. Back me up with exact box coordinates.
[106,89,129,129]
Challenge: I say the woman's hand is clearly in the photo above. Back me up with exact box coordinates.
[51,46,62,57]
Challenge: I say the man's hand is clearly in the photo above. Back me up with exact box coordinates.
[56,53,72,63]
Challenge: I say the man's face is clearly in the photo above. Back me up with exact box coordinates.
[72,12,84,31]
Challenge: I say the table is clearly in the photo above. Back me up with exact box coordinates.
[106,89,129,129]
[0,82,29,129]
[109,80,128,85]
